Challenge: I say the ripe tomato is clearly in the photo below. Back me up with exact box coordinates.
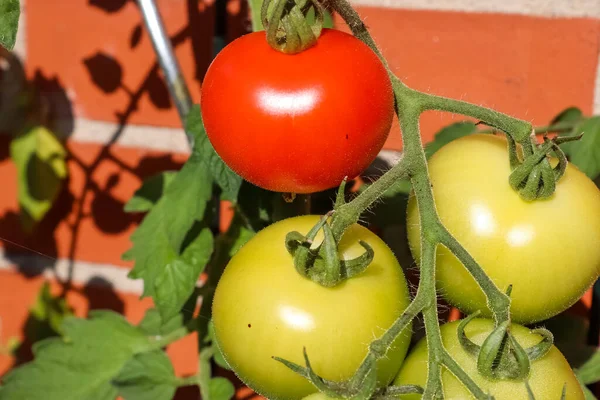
[407,134,600,323]
[394,318,583,399]
[212,215,412,399]
[201,29,394,194]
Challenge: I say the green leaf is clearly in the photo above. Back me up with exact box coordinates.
[113,351,177,400]
[212,345,230,370]
[323,8,334,28]
[425,121,478,159]
[576,350,600,385]
[138,308,184,337]
[551,107,583,125]
[248,0,264,32]
[229,224,255,257]
[581,385,596,400]
[0,0,19,50]
[124,171,178,213]
[185,105,242,201]
[124,149,214,320]
[561,117,600,179]
[208,377,235,400]
[0,312,151,400]
[576,374,598,400]
[153,226,214,320]
[206,321,231,371]
[197,347,235,400]
[10,125,67,232]
[24,281,73,342]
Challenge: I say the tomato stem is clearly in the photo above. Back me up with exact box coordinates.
[329,156,408,241]
[278,1,561,397]
[262,0,325,54]
[148,318,198,350]
[315,0,548,397]
[479,120,578,135]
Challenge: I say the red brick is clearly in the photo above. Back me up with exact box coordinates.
[0,136,187,268]
[25,0,215,127]
[335,8,600,149]
[0,269,199,377]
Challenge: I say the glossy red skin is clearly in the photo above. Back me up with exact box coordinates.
[201,28,394,193]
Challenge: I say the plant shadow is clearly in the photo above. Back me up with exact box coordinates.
[0,3,215,396]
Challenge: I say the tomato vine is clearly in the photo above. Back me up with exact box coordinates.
[2,1,600,400]
[261,0,590,398]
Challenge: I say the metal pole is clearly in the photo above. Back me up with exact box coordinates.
[138,0,194,146]
[138,0,222,234]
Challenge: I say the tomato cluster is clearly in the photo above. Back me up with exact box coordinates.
[202,21,600,400]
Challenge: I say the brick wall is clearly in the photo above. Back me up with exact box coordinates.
[1,0,599,396]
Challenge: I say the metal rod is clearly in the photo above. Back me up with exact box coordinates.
[138,0,194,146]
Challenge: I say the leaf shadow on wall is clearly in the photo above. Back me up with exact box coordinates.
[0,2,213,384]
[0,1,216,398]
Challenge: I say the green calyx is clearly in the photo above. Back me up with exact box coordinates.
[273,347,424,399]
[262,0,325,54]
[457,312,554,382]
[284,179,376,288]
[507,133,583,201]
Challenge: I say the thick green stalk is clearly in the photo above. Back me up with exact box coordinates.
[272,0,559,397]
[176,374,201,387]
[330,156,407,241]
[397,99,497,399]
[437,227,511,323]
[320,0,530,397]
[417,240,444,400]
[148,318,197,349]
[479,121,578,135]
[411,89,532,143]
[328,0,517,322]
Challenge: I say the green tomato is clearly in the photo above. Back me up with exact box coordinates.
[394,318,584,399]
[407,134,600,323]
[301,394,337,400]
[212,215,412,400]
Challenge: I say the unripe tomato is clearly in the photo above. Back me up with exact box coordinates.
[212,216,412,399]
[301,394,335,400]
[394,319,583,400]
[407,134,600,323]
[201,29,394,194]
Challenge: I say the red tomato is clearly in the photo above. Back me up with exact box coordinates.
[201,28,394,193]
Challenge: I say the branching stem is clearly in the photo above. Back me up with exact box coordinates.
[148,318,198,350]
[319,0,532,397]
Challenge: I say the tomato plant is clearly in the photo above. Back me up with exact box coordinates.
[201,28,394,194]
[212,215,412,399]
[5,1,600,400]
[394,318,584,399]
[407,134,600,324]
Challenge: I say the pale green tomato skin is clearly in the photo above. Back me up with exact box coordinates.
[212,215,413,400]
[407,134,600,323]
[394,319,584,400]
[301,394,338,400]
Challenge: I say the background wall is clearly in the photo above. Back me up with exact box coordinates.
[0,0,599,398]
